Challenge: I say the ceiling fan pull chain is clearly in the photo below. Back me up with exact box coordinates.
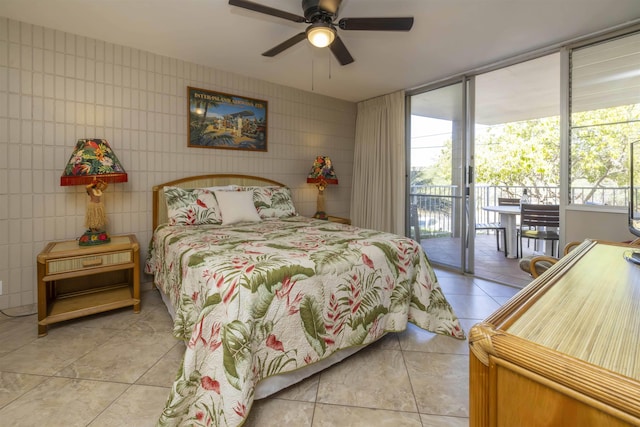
[312,58,315,92]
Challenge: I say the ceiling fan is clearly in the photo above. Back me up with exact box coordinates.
[228,0,414,65]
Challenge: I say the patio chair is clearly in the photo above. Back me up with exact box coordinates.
[520,239,640,278]
[519,241,580,278]
[517,204,560,258]
[498,197,520,206]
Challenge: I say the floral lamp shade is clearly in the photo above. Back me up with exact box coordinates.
[306,156,338,188]
[306,156,338,219]
[60,139,128,246]
[60,139,128,186]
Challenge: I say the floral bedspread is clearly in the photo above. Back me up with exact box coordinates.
[145,216,465,427]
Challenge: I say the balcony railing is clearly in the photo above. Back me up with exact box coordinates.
[410,185,629,238]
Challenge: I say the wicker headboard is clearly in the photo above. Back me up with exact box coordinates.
[152,174,287,230]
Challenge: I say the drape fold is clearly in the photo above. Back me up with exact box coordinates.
[350,90,405,234]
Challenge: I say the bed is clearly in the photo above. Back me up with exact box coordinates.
[145,174,465,427]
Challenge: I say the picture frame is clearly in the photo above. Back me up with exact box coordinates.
[187,86,268,151]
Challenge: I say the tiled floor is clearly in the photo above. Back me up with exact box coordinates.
[0,269,521,427]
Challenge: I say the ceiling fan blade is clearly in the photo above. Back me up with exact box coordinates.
[338,17,414,31]
[229,0,306,23]
[329,36,354,65]
[262,32,307,57]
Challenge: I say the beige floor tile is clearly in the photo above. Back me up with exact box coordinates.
[397,321,474,355]
[88,384,169,427]
[244,398,315,427]
[403,352,469,417]
[0,372,48,408]
[139,288,166,308]
[0,326,118,376]
[370,332,402,350]
[445,294,502,319]
[269,371,320,402]
[316,347,417,412]
[472,278,522,298]
[492,296,514,306]
[55,329,178,383]
[0,377,128,427]
[312,403,422,427]
[0,317,38,357]
[136,341,185,387]
[438,276,488,296]
[61,306,145,331]
[128,305,175,333]
[420,413,469,426]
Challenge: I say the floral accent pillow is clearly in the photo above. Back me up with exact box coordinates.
[164,186,222,226]
[242,186,298,219]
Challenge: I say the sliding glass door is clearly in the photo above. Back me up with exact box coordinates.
[408,81,469,271]
[472,54,561,283]
[408,54,561,282]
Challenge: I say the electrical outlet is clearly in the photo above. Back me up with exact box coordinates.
[0,280,3,295]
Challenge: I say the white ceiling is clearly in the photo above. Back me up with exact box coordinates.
[1,0,639,103]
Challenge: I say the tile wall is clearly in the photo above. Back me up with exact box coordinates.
[0,17,357,310]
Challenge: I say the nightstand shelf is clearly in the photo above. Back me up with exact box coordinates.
[37,234,140,336]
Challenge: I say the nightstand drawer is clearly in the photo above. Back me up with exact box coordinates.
[46,250,133,275]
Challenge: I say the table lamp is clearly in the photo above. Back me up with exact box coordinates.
[307,156,338,219]
[60,139,128,246]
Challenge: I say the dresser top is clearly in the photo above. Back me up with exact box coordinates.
[507,243,640,380]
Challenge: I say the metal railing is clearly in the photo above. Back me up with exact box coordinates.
[410,185,629,238]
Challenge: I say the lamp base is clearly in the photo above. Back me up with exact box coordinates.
[78,230,111,246]
[313,211,328,220]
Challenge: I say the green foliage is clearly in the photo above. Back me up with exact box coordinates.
[299,296,327,356]
[222,321,252,390]
[414,104,639,204]
[410,167,434,187]
[474,116,561,188]
[569,104,640,201]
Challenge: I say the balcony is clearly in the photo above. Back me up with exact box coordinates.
[410,184,629,287]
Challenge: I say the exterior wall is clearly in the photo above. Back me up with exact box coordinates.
[0,18,356,310]
[564,209,636,246]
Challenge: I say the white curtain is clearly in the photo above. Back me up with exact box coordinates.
[350,90,405,234]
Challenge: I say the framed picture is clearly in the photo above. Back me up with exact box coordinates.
[187,86,268,151]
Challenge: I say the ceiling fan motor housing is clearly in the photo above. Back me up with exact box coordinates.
[302,0,338,22]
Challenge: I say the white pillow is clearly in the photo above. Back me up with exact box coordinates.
[214,190,262,225]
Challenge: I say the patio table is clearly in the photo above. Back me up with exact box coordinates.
[482,205,557,258]
[482,205,520,258]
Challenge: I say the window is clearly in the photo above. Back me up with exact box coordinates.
[569,31,640,206]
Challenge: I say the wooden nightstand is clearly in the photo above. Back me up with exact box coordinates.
[37,234,140,336]
[327,216,351,225]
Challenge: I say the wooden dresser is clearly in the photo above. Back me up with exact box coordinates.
[469,240,640,426]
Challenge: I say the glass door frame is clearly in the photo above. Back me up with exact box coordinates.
[405,75,475,274]
[465,76,476,274]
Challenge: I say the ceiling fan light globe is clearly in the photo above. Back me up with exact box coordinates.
[307,25,335,48]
